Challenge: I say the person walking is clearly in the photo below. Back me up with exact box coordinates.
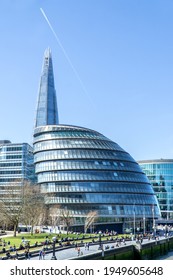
[39,249,43,260]
[24,249,28,260]
[101,248,105,260]
[77,247,80,256]
[42,249,46,260]
[15,251,19,260]
[24,248,30,260]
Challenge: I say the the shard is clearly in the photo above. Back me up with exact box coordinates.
[35,48,59,128]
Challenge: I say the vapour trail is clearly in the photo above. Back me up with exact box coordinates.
[40,8,93,105]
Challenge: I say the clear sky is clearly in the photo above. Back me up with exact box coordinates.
[0,0,173,161]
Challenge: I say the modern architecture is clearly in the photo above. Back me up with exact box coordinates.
[138,159,173,220]
[33,48,161,232]
[0,140,35,191]
[35,48,59,128]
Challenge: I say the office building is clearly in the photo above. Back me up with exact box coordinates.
[138,159,173,220]
[0,140,35,191]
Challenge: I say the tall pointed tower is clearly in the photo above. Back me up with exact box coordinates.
[35,48,59,128]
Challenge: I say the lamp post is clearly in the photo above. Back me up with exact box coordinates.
[133,204,136,239]
[51,236,57,260]
[143,216,146,235]
[98,231,102,250]
[143,203,146,235]
[152,205,156,237]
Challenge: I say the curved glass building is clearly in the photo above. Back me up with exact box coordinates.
[139,159,173,220]
[33,48,160,232]
[33,125,160,232]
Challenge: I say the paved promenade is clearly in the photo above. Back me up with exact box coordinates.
[30,236,166,260]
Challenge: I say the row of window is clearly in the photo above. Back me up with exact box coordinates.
[143,171,173,177]
[148,176,173,182]
[6,155,22,159]
[140,164,173,170]
[35,159,141,173]
[38,170,149,183]
[0,177,22,183]
[34,139,123,153]
[157,193,173,199]
[6,147,23,151]
[34,149,133,162]
[46,193,156,204]
[0,162,22,167]
[41,182,153,194]
[34,130,108,142]
[0,170,22,174]
[46,198,158,216]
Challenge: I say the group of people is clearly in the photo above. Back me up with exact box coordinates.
[84,243,90,250]
[38,248,46,260]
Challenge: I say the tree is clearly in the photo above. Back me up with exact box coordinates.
[0,184,24,237]
[48,205,61,233]
[84,211,98,233]
[21,181,46,235]
[0,180,46,236]
[60,208,74,234]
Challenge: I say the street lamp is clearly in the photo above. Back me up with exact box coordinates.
[133,204,136,238]
[152,205,156,237]
[143,203,146,235]
[98,231,102,250]
[51,236,57,260]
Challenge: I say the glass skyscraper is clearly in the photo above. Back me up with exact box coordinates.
[138,159,173,220]
[33,48,160,232]
[35,48,59,128]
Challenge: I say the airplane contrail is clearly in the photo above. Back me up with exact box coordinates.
[40,7,93,105]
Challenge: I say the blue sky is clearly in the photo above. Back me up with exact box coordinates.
[0,0,173,161]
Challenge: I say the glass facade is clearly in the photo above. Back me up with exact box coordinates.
[35,48,59,128]
[0,141,35,191]
[33,125,160,231]
[33,48,160,232]
[138,159,173,220]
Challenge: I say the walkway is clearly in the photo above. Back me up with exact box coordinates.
[30,236,166,260]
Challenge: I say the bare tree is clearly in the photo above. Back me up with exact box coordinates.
[60,208,73,234]
[48,205,61,233]
[0,180,46,236]
[0,184,23,236]
[84,211,98,233]
[21,181,46,235]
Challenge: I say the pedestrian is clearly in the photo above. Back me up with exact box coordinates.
[84,243,87,250]
[15,251,19,260]
[39,249,43,260]
[77,247,80,256]
[27,249,31,260]
[102,248,105,260]
[42,250,46,260]
[87,243,90,250]
[123,238,126,245]
[24,249,28,260]
[6,251,11,259]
